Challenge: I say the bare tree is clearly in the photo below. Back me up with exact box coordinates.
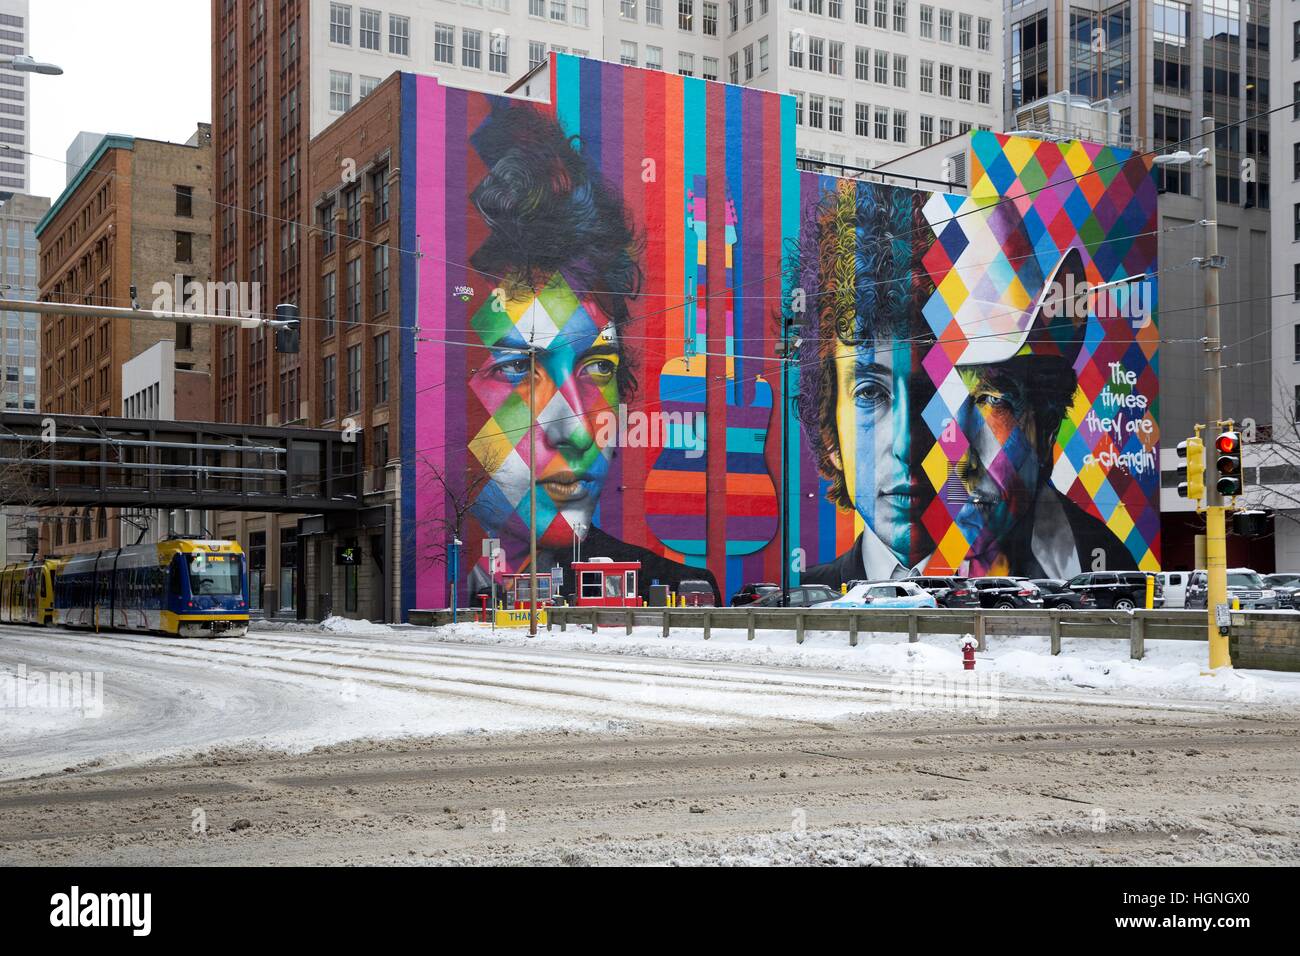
[413,446,502,572]
[1238,384,1300,528]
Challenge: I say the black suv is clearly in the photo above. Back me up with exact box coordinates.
[907,576,980,608]
[1065,571,1159,611]
[968,577,1044,609]
[730,583,780,606]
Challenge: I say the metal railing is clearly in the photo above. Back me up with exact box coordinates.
[541,606,1211,660]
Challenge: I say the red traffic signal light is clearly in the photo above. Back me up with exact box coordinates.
[1215,430,1243,496]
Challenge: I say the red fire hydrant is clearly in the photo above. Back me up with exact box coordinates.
[959,635,978,671]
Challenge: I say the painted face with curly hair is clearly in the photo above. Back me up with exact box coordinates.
[792,180,937,569]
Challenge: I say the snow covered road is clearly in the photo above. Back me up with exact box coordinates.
[3,620,1299,864]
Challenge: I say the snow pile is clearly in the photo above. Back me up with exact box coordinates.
[365,619,1300,707]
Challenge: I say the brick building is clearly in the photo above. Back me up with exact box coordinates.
[35,126,213,555]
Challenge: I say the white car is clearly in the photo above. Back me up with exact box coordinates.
[814,581,938,609]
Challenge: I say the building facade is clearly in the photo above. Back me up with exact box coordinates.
[35,127,213,556]
[295,61,1161,621]
[0,0,30,194]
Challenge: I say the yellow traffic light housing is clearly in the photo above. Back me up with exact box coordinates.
[1176,436,1205,502]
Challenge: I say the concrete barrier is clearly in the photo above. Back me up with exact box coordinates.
[1229,611,1300,671]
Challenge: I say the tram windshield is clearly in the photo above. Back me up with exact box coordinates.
[186,553,243,596]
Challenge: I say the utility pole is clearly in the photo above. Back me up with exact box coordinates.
[778,329,792,608]
[1199,115,1230,670]
[528,346,538,637]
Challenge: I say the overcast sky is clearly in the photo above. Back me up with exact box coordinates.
[28,0,211,201]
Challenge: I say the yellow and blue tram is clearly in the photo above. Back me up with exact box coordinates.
[0,558,63,626]
[54,538,250,637]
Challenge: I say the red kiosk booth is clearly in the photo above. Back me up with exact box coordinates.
[572,559,643,608]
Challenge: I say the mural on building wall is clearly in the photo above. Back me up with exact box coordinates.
[400,56,1159,613]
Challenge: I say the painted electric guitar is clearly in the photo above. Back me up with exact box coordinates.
[644,176,778,557]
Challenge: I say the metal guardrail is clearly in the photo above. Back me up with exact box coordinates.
[542,606,1211,660]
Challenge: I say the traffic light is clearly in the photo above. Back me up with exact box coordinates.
[1215,430,1243,497]
[274,302,300,354]
[1176,436,1205,501]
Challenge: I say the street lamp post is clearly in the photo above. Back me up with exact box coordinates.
[0,54,63,76]
[449,536,462,624]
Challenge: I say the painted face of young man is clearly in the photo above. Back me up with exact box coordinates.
[468,273,622,550]
[831,337,931,566]
[953,363,1043,565]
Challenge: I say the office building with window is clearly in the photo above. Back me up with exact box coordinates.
[0,0,30,193]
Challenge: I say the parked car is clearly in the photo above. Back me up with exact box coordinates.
[1184,569,1278,611]
[730,583,780,607]
[677,580,717,607]
[1263,573,1300,610]
[750,585,838,608]
[1030,578,1091,609]
[1155,571,1191,609]
[968,577,1044,609]
[1064,571,1160,611]
[907,575,980,608]
[814,581,938,609]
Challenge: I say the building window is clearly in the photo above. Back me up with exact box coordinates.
[359,8,380,49]
[828,98,843,133]
[808,37,823,72]
[874,106,888,139]
[323,355,337,420]
[550,0,567,22]
[1294,324,1300,363]
[621,0,637,17]
[978,16,991,51]
[175,231,193,262]
[360,75,380,98]
[789,32,803,69]
[959,12,971,46]
[792,90,803,125]
[893,109,907,143]
[920,59,933,93]
[744,44,754,79]
[489,33,509,74]
[827,40,841,76]
[873,0,886,29]
[702,56,719,81]
[371,164,389,224]
[978,71,990,105]
[329,70,352,112]
[372,244,389,314]
[939,8,951,42]
[874,49,887,84]
[621,41,637,66]
[373,424,390,488]
[346,257,362,325]
[389,14,410,56]
[729,52,739,83]
[320,201,336,255]
[434,23,455,64]
[1011,11,1048,108]
[892,0,905,32]
[345,185,361,238]
[703,1,717,35]
[374,333,390,403]
[530,0,545,14]
[647,45,663,70]
[919,3,932,37]
[329,2,351,44]
[346,344,362,413]
[958,67,971,100]
[939,62,952,97]
[893,54,906,88]
[322,271,337,337]
[175,185,193,218]
[679,0,694,30]
[855,46,869,81]
[649,0,664,25]
[463,28,482,68]
[920,114,934,146]
[529,40,545,70]
[808,94,824,128]
[855,102,870,137]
